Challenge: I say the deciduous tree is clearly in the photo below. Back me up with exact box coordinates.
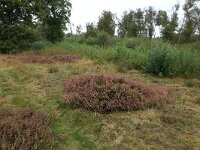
[97,11,116,36]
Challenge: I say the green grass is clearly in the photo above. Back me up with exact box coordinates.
[23,37,200,79]
[0,53,200,149]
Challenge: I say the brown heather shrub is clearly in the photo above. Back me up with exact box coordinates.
[0,109,53,150]
[20,55,79,64]
[63,74,171,113]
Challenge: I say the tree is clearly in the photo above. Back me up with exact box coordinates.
[97,11,116,36]
[118,11,138,37]
[181,0,200,42]
[135,8,145,36]
[76,25,82,35]
[43,0,72,43]
[156,10,169,36]
[118,9,146,37]
[0,0,42,53]
[0,0,72,53]
[85,23,98,37]
[162,4,180,42]
[144,6,157,39]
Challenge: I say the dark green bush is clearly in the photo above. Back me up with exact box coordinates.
[176,50,200,78]
[112,45,148,71]
[113,46,130,62]
[85,37,98,46]
[44,18,64,43]
[0,25,38,53]
[145,42,176,77]
[126,39,139,49]
[84,31,113,47]
[96,32,113,47]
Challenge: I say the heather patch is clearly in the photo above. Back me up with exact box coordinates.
[0,109,53,150]
[20,55,79,64]
[63,74,170,113]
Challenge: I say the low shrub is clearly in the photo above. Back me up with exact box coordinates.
[126,39,139,49]
[96,32,113,48]
[176,50,200,78]
[85,37,98,46]
[0,108,53,150]
[83,31,114,48]
[113,45,148,71]
[0,25,38,54]
[21,55,79,64]
[63,74,170,113]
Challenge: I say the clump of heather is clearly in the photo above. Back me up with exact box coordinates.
[0,108,53,150]
[63,74,170,113]
[20,55,79,64]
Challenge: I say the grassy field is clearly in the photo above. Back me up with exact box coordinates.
[1,45,200,149]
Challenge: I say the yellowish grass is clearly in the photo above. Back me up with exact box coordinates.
[0,54,200,150]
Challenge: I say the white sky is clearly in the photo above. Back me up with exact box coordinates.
[69,0,186,34]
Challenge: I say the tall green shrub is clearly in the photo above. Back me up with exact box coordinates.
[0,25,37,53]
[145,42,176,77]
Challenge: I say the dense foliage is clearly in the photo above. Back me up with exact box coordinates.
[97,11,116,36]
[62,36,200,79]
[83,1,199,44]
[145,42,176,77]
[0,0,71,53]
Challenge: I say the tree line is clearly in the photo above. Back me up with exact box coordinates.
[81,0,199,44]
[0,0,199,53]
[0,0,71,53]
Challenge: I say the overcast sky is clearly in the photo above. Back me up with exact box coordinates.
[69,0,186,33]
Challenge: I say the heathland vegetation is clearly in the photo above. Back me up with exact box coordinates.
[0,0,200,149]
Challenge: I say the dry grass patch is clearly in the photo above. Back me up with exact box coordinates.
[0,108,53,150]
[0,56,20,67]
[63,74,171,113]
[197,98,200,106]
[20,55,79,64]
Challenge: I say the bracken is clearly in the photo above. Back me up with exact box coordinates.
[0,109,53,150]
[63,74,171,113]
